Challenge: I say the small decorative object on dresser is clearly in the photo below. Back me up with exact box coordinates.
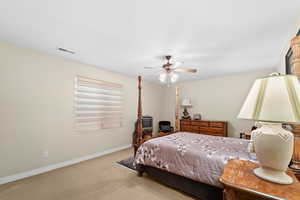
[193,113,201,120]
[220,159,300,200]
[181,98,192,119]
[238,73,300,184]
[180,119,227,137]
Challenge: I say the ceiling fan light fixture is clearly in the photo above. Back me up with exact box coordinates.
[159,72,178,85]
[159,73,167,82]
[171,73,178,83]
[153,55,196,85]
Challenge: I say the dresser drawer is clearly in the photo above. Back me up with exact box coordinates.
[200,127,225,136]
[181,120,191,125]
[210,122,224,128]
[181,125,192,132]
[200,127,224,132]
[191,125,200,133]
[191,121,209,127]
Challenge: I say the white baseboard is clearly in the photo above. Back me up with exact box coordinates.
[0,144,131,185]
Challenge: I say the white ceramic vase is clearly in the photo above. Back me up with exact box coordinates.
[252,122,294,184]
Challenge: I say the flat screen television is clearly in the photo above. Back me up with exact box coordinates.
[142,116,153,130]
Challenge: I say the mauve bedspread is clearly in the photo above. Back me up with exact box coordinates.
[134,132,254,188]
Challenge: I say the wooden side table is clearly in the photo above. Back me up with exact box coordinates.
[240,132,251,140]
[220,159,300,200]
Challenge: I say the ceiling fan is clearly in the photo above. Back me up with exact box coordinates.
[144,55,197,85]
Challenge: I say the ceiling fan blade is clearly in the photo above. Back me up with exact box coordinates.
[173,61,184,69]
[142,69,163,75]
[174,69,197,73]
[144,66,161,70]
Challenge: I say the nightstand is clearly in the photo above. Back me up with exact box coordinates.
[220,159,300,200]
[240,132,251,140]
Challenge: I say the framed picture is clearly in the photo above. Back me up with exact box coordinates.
[286,29,300,74]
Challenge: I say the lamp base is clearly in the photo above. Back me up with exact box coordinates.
[252,122,294,185]
[254,167,293,184]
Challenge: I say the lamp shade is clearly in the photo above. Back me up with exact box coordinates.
[182,98,192,107]
[238,74,300,123]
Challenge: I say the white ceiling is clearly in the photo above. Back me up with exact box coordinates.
[0,0,300,82]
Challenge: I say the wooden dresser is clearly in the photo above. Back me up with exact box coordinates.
[180,120,228,137]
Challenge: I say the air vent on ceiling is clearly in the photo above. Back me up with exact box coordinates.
[57,47,75,54]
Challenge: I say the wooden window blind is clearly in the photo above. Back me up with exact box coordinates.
[74,76,123,131]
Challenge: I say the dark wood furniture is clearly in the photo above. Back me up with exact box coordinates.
[287,32,300,76]
[290,124,300,172]
[287,36,300,172]
[220,159,300,200]
[296,173,300,181]
[133,76,143,155]
[180,119,228,137]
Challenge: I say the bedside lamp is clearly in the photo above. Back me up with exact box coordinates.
[181,98,192,119]
[238,73,300,184]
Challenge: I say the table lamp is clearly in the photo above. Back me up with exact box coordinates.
[238,73,300,184]
[181,98,192,119]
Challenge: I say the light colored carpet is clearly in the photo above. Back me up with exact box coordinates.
[0,148,193,200]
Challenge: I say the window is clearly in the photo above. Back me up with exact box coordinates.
[74,75,123,131]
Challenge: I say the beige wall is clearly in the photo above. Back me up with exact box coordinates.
[0,41,277,178]
[0,41,163,177]
[160,69,275,137]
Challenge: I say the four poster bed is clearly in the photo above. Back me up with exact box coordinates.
[133,76,254,200]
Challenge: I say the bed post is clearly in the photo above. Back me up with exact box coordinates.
[134,76,143,155]
[175,86,180,132]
